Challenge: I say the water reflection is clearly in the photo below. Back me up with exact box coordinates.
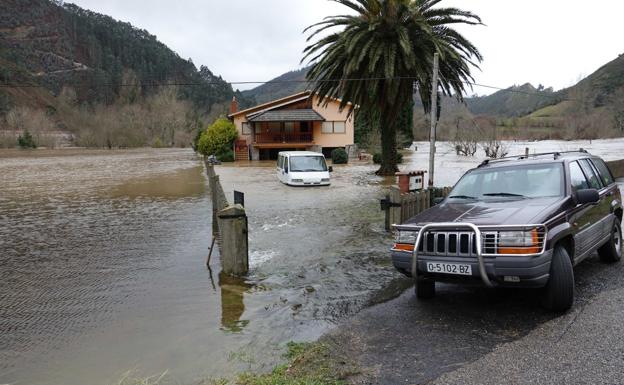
[218,272,251,332]
[110,166,205,198]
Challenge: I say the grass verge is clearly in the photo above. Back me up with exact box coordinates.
[234,341,359,385]
[114,340,359,385]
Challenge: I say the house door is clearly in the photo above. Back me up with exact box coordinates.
[300,122,311,142]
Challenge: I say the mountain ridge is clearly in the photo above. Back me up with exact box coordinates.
[0,0,253,147]
[244,56,624,124]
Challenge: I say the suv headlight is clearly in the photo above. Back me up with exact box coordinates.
[498,229,540,254]
[396,231,417,244]
[392,230,418,252]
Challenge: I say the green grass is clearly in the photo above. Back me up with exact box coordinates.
[235,341,358,385]
[529,100,573,118]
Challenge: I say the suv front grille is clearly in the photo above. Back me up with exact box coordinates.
[416,228,546,256]
[418,231,493,256]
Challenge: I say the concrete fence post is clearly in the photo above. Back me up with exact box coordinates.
[217,204,249,276]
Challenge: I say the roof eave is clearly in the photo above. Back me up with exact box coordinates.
[228,91,312,118]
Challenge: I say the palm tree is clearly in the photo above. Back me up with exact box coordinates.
[303,0,483,175]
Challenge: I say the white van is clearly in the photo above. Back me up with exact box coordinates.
[276,151,332,186]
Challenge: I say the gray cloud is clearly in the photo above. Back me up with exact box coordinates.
[69,0,624,94]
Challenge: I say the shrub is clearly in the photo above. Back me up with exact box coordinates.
[373,152,402,164]
[197,117,238,157]
[216,148,235,162]
[481,140,509,159]
[17,130,36,149]
[331,148,348,164]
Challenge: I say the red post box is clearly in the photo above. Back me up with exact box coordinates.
[395,170,427,193]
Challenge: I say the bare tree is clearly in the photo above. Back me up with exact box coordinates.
[451,118,478,156]
[470,116,509,159]
[482,140,509,158]
[5,106,58,147]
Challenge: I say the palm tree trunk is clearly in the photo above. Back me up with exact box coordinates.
[376,113,398,175]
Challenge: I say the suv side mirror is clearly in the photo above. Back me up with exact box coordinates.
[575,188,599,205]
[433,196,444,205]
[328,166,333,172]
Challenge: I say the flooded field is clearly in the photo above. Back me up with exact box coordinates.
[1,139,623,384]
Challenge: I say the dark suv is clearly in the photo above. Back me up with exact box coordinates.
[391,150,622,311]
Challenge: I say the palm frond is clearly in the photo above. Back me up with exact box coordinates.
[303,0,482,116]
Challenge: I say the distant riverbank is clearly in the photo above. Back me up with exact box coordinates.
[0,146,186,158]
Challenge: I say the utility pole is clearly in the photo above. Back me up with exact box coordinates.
[428,52,439,188]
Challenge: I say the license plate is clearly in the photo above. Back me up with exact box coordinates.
[426,262,472,275]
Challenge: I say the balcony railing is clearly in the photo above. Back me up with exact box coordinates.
[255,133,313,144]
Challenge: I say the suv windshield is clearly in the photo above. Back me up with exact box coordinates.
[289,156,328,172]
[450,163,564,200]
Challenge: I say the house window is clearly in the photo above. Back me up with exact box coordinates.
[333,121,346,133]
[242,122,251,135]
[268,122,281,132]
[321,121,346,134]
[284,122,294,134]
[322,121,333,133]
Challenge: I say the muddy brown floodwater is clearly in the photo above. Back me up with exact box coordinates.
[0,148,399,385]
[1,140,623,385]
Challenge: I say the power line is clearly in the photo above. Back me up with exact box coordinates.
[0,76,571,101]
[464,81,561,99]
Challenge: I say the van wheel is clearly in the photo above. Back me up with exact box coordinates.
[598,221,622,263]
[415,277,435,299]
[542,246,574,312]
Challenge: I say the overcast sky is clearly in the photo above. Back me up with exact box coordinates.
[69,0,624,95]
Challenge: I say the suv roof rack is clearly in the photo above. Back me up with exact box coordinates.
[478,148,589,167]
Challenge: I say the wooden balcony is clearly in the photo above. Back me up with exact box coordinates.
[254,133,313,144]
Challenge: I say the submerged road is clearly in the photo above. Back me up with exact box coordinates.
[326,252,624,384]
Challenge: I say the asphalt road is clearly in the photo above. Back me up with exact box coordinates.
[325,253,624,384]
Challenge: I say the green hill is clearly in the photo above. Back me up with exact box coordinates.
[527,54,624,135]
[533,54,624,118]
[464,83,561,117]
[569,53,624,107]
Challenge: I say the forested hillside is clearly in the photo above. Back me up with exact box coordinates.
[242,67,310,104]
[0,0,252,148]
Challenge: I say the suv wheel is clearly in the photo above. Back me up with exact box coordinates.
[415,277,435,299]
[598,221,622,263]
[542,246,574,312]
